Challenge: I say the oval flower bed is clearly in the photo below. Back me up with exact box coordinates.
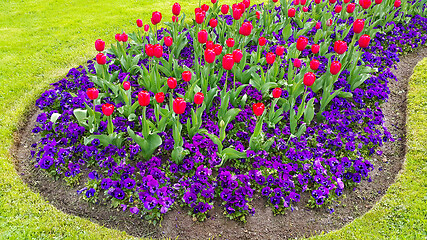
[30,0,426,226]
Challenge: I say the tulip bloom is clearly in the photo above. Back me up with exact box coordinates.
[288,8,296,17]
[311,44,320,54]
[205,49,216,63]
[394,0,401,7]
[233,8,242,20]
[326,19,333,26]
[293,58,302,68]
[310,59,320,70]
[164,36,173,47]
[243,0,250,8]
[266,52,276,65]
[272,88,282,98]
[96,53,106,65]
[353,19,365,34]
[303,6,308,12]
[315,0,321,4]
[145,44,154,57]
[151,11,162,25]
[315,22,321,29]
[226,38,235,48]
[136,19,143,28]
[211,0,217,3]
[335,5,342,13]
[102,103,114,116]
[303,72,316,86]
[221,4,229,14]
[214,44,223,56]
[201,4,209,12]
[194,92,204,105]
[239,22,253,36]
[347,3,355,13]
[233,49,243,63]
[172,2,181,16]
[209,18,218,28]
[276,46,285,56]
[173,98,186,114]
[121,33,128,42]
[144,24,150,32]
[330,61,342,75]
[198,30,208,44]
[172,16,178,22]
[182,71,192,82]
[195,12,205,24]
[167,77,177,89]
[252,103,265,116]
[359,0,371,9]
[329,0,337,3]
[359,34,371,48]
[153,44,163,58]
[222,54,234,70]
[206,41,214,50]
[334,40,348,54]
[375,0,382,4]
[86,88,99,100]
[95,39,105,52]
[115,33,121,41]
[155,92,165,103]
[256,11,261,19]
[259,37,267,46]
[296,36,308,51]
[138,91,150,106]
[123,81,131,90]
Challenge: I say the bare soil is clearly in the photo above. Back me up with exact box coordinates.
[12,47,427,239]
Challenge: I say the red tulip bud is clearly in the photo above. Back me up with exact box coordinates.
[266,52,276,65]
[315,0,321,4]
[206,41,214,49]
[288,8,296,17]
[136,19,143,28]
[102,103,114,116]
[335,5,342,13]
[151,11,162,25]
[301,0,307,4]
[315,22,321,29]
[310,59,320,70]
[172,16,178,22]
[233,49,243,63]
[273,0,278,2]
[375,0,382,4]
[311,44,320,54]
[144,24,150,32]
[96,53,106,65]
[256,11,261,19]
[182,71,192,82]
[153,44,163,58]
[294,0,300,5]
[123,81,131,90]
[115,33,121,42]
[330,61,342,75]
[326,19,333,26]
[205,49,216,63]
[353,19,365,34]
[86,88,99,100]
[164,36,173,47]
[222,54,234,70]
[120,33,128,42]
[214,44,223,56]
[394,0,401,7]
[221,4,229,14]
[226,38,235,48]
[173,98,186,114]
[233,8,242,20]
[209,18,218,28]
[211,0,217,3]
[172,2,181,16]
[296,36,308,51]
[334,40,348,55]
[358,34,371,48]
[303,6,308,12]
[201,4,210,12]
[272,88,282,98]
[303,72,316,86]
[145,44,154,57]
[344,0,350,3]
[198,30,208,44]
[293,58,302,68]
[95,39,105,52]
[195,12,205,24]
[243,0,251,8]
[347,3,355,13]
[252,103,265,116]
[239,22,253,36]
[359,0,371,9]
[329,0,337,3]
[194,92,204,105]
[167,77,177,89]
[259,37,267,46]
[138,91,150,106]
[276,46,285,56]
[155,92,165,103]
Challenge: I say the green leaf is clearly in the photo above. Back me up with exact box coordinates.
[50,113,61,123]
[222,147,246,159]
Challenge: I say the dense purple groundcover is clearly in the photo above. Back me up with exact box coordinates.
[31,4,427,223]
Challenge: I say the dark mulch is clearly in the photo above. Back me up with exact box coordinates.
[11,47,427,240]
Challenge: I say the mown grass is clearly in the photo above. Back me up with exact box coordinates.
[0,0,426,239]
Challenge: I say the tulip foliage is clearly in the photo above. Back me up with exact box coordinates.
[31,0,427,225]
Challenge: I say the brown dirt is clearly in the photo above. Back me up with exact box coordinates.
[11,47,427,240]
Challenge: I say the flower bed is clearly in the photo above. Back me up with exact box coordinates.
[31,0,426,225]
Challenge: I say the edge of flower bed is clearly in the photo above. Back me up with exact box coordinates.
[310,57,427,240]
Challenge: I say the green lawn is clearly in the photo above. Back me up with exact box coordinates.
[0,0,426,239]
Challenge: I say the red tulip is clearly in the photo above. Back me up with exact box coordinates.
[96,53,106,65]
[266,52,276,65]
[359,34,371,48]
[310,59,320,70]
[272,88,282,98]
[164,36,173,47]
[86,88,99,100]
[326,19,333,26]
[335,5,342,13]
[201,4,210,12]
[211,0,217,3]
[205,49,216,63]
[394,0,401,7]
[145,44,154,57]
[329,0,337,3]
[344,0,350,3]
[301,0,307,4]
[182,71,192,82]
[233,8,242,20]
[221,4,229,14]
[273,0,278,2]
[222,54,234,70]
[243,0,251,8]
[153,44,163,58]
[359,0,371,9]
[167,77,177,89]
[173,98,186,114]
[172,16,178,22]
[311,44,320,54]
[136,19,143,28]
[214,44,223,56]
[375,0,382,4]
[330,61,342,75]
[347,3,355,13]
[138,91,150,106]
[303,72,316,86]
[315,0,321,4]
[206,41,214,49]
[233,49,243,63]
[102,103,114,116]
[172,2,181,16]
[226,38,235,48]
[115,33,121,42]
[293,58,302,68]
[334,40,348,55]
[239,22,253,36]
[252,103,265,116]
[151,11,162,25]
[236,2,246,12]
[256,11,261,19]
[296,36,308,51]
[155,92,165,103]
[144,24,150,32]
[194,92,204,105]
[288,8,296,17]
[276,46,285,56]
[198,30,208,44]
[120,33,128,42]
[294,0,300,5]
[123,81,131,90]
[303,6,308,12]
[353,19,365,34]
[195,12,205,24]
[209,18,218,28]
[95,39,105,52]
[259,37,267,46]
[315,22,321,29]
